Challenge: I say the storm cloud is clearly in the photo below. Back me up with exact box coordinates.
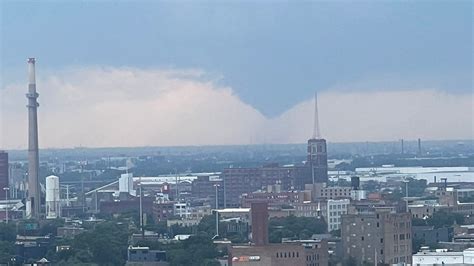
[0,67,472,149]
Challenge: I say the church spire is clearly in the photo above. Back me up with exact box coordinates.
[312,91,321,139]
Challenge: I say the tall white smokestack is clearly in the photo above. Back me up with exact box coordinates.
[26,58,41,218]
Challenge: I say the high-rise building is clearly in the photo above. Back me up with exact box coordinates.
[0,151,8,198]
[306,92,328,183]
[250,201,269,246]
[26,58,41,218]
[341,211,412,265]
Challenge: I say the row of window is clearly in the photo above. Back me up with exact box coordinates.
[329,204,348,210]
[276,251,299,258]
[391,256,409,264]
[329,211,347,216]
[306,254,320,261]
[393,245,410,254]
[393,233,411,241]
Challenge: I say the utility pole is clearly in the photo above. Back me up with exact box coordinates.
[65,185,70,207]
[95,190,98,213]
[213,184,220,239]
[223,178,227,208]
[139,177,144,239]
[174,169,179,201]
[3,187,9,223]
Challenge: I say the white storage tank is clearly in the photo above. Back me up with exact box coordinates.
[46,175,60,219]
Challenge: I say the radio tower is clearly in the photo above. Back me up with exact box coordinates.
[26,58,41,218]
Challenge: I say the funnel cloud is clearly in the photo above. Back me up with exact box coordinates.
[0,67,472,149]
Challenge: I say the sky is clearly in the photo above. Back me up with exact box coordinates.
[0,1,472,149]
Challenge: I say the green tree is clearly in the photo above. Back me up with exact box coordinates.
[166,234,219,266]
[56,221,129,266]
[40,218,65,236]
[269,216,326,243]
[427,211,464,228]
[0,223,16,264]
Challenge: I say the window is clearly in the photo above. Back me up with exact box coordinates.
[380,238,384,243]
[361,236,364,241]
[400,234,405,240]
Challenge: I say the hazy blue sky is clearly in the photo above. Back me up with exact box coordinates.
[0,1,472,148]
[2,1,471,116]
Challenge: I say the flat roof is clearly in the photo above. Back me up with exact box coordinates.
[217,208,250,213]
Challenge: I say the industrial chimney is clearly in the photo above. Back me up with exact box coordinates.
[26,58,41,218]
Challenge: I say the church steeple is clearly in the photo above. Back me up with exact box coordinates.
[313,91,321,139]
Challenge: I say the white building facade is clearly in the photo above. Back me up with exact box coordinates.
[326,199,349,232]
[413,248,474,265]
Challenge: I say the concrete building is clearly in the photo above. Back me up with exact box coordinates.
[412,248,474,265]
[119,173,135,195]
[241,190,309,208]
[126,246,169,266]
[341,211,412,265]
[306,138,328,185]
[0,151,8,199]
[326,199,349,232]
[294,202,323,218]
[306,183,352,200]
[457,189,474,200]
[412,226,454,249]
[173,202,190,218]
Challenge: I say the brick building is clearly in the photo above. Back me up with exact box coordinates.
[241,190,309,208]
[223,165,310,207]
[250,201,269,246]
[191,175,224,208]
[229,240,328,266]
[0,151,8,198]
[153,201,175,221]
